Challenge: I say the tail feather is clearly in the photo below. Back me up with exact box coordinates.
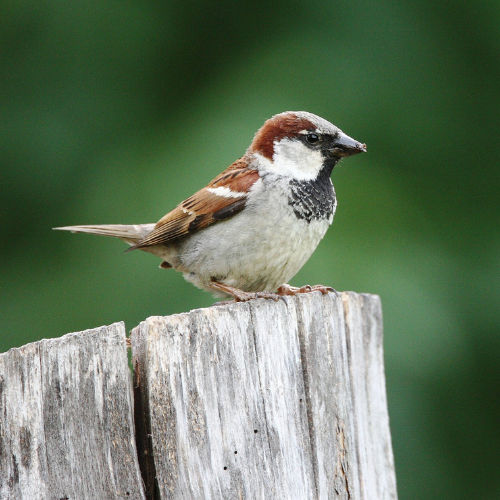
[53,224,155,245]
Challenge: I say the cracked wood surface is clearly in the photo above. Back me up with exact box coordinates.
[131,292,397,499]
[0,293,396,499]
[0,323,145,500]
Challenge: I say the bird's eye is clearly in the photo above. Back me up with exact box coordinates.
[305,133,320,144]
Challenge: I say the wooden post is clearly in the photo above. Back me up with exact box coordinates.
[0,292,397,499]
[131,292,397,499]
[0,323,145,499]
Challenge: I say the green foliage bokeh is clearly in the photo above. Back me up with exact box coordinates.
[2,1,499,498]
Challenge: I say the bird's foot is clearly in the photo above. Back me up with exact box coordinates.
[210,281,283,302]
[276,283,335,296]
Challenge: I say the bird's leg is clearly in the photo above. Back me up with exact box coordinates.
[210,281,282,302]
[276,283,335,296]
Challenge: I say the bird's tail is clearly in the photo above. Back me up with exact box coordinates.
[53,224,155,246]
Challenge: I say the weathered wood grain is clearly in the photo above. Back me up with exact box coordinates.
[0,323,145,500]
[342,292,396,499]
[131,292,397,499]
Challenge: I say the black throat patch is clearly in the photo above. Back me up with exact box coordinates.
[288,162,336,222]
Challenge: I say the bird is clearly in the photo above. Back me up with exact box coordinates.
[54,111,366,301]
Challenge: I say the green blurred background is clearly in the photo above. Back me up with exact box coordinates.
[2,1,499,498]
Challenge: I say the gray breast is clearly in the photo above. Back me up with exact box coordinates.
[288,166,336,222]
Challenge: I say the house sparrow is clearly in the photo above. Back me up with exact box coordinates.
[54,111,366,301]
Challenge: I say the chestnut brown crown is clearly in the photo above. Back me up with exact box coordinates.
[249,111,366,161]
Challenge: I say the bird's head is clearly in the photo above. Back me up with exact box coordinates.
[248,111,366,180]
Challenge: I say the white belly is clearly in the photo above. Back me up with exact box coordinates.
[174,178,334,293]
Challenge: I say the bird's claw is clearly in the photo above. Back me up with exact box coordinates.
[211,281,333,304]
[211,281,284,303]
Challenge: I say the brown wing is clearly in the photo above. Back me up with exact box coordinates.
[131,160,260,249]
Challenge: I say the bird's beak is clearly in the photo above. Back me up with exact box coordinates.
[331,132,367,157]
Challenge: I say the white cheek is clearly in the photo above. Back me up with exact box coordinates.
[256,139,324,181]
